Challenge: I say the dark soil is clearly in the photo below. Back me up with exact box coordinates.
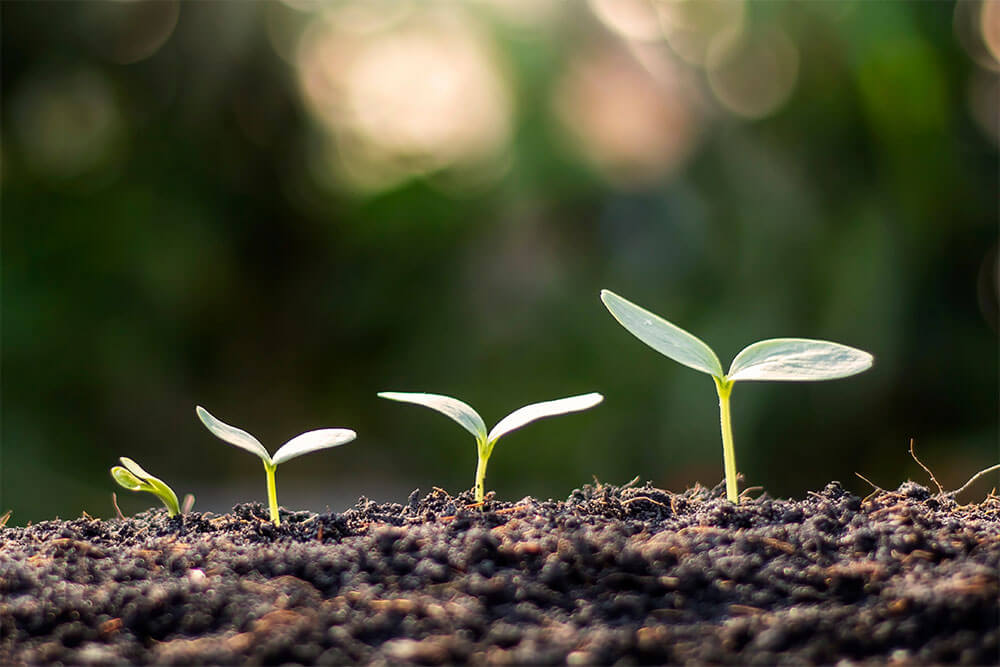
[1,480,997,665]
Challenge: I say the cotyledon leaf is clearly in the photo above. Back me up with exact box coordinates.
[727,338,874,382]
[601,290,724,378]
[272,428,358,465]
[111,458,181,516]
[487,392,604,443]
[111,466,145,491]
[377,392,488,442]
[119,457,155,482]
[196,406,272,463]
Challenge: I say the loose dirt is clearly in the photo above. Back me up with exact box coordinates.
[1,480,997,664]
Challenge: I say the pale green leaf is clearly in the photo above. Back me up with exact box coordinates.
[487,392,603,443]
[119,457,153,481]
[728,338,874,382]
[111,466,145,491]
[273,428,357,465]
[112,458,181,516]
[196,406,272,463]
[378,392,487,442]
[601,290,724,378]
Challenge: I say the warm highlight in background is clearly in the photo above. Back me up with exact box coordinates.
[2,1,997,524]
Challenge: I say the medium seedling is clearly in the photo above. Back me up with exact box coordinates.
[601,289,873,504]
[110,457,182,517]
[196,406,357,526]
[378,391,603,503]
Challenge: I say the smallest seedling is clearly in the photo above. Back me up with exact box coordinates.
[111,457,181,517]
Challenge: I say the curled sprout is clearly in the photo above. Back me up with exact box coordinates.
[196,406,357,526]
[110,457,181,517]
[601,289,873,503]
[378,391,604,503]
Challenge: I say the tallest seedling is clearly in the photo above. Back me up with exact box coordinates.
[601,290,873,503]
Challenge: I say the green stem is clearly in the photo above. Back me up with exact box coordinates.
[264,462,280,526]
[714,377,739,504]
[153,483,180,517]
[474,439,492,504]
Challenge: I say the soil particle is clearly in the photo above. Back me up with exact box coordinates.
[1,481,997,664]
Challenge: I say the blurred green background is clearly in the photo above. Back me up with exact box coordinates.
[3,1,997,525]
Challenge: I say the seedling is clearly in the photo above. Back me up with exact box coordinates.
[196,406,357,526]
[110,457,181,517]
[601,289,873,504]
[378,391,603,503]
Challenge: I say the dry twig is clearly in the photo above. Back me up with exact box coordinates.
[855,472,885,503]
[622,475,641,490]
[111,493,125,521]
[621,496,668,509]
[908,438,943,495]
[948,463,1000,500]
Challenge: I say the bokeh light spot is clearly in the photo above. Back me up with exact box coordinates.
[296,7,513,193]
[590,0,664,43]
[981,0,1000,65]
[11,68,123,180]
[657,0,745,67]
[81,0,180,65]
[706,26,799,120]
[553,47,699,186]
[954,0,1000,71]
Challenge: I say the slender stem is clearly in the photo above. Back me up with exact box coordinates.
[151,481,180,517]
[265,462,280,526]
[474,439,492,503]
[714,377,739,504]
[160,491,180,518]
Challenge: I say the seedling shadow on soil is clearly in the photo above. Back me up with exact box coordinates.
[1,481,997,665]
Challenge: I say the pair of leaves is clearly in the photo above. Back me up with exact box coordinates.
[377,392,604,446]
[196,406,356,468]
[111,457,181,517]
[600,290,873,383]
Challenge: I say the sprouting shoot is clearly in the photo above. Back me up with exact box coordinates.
[601,289,873,504]
[196,406,356,526]
[110,457,182,517]
[378,391,603,503]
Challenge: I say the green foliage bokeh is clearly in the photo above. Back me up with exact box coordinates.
[2,1,996,524]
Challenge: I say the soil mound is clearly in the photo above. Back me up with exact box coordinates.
[2,481,997,664]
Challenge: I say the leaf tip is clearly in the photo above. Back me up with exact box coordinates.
[599,289,619,307]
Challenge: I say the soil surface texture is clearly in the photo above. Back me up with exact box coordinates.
[1,480,998,665]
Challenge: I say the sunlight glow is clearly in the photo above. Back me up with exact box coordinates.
[296,7,513,192]
[590,0,664,43]
[553,47,698,185]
